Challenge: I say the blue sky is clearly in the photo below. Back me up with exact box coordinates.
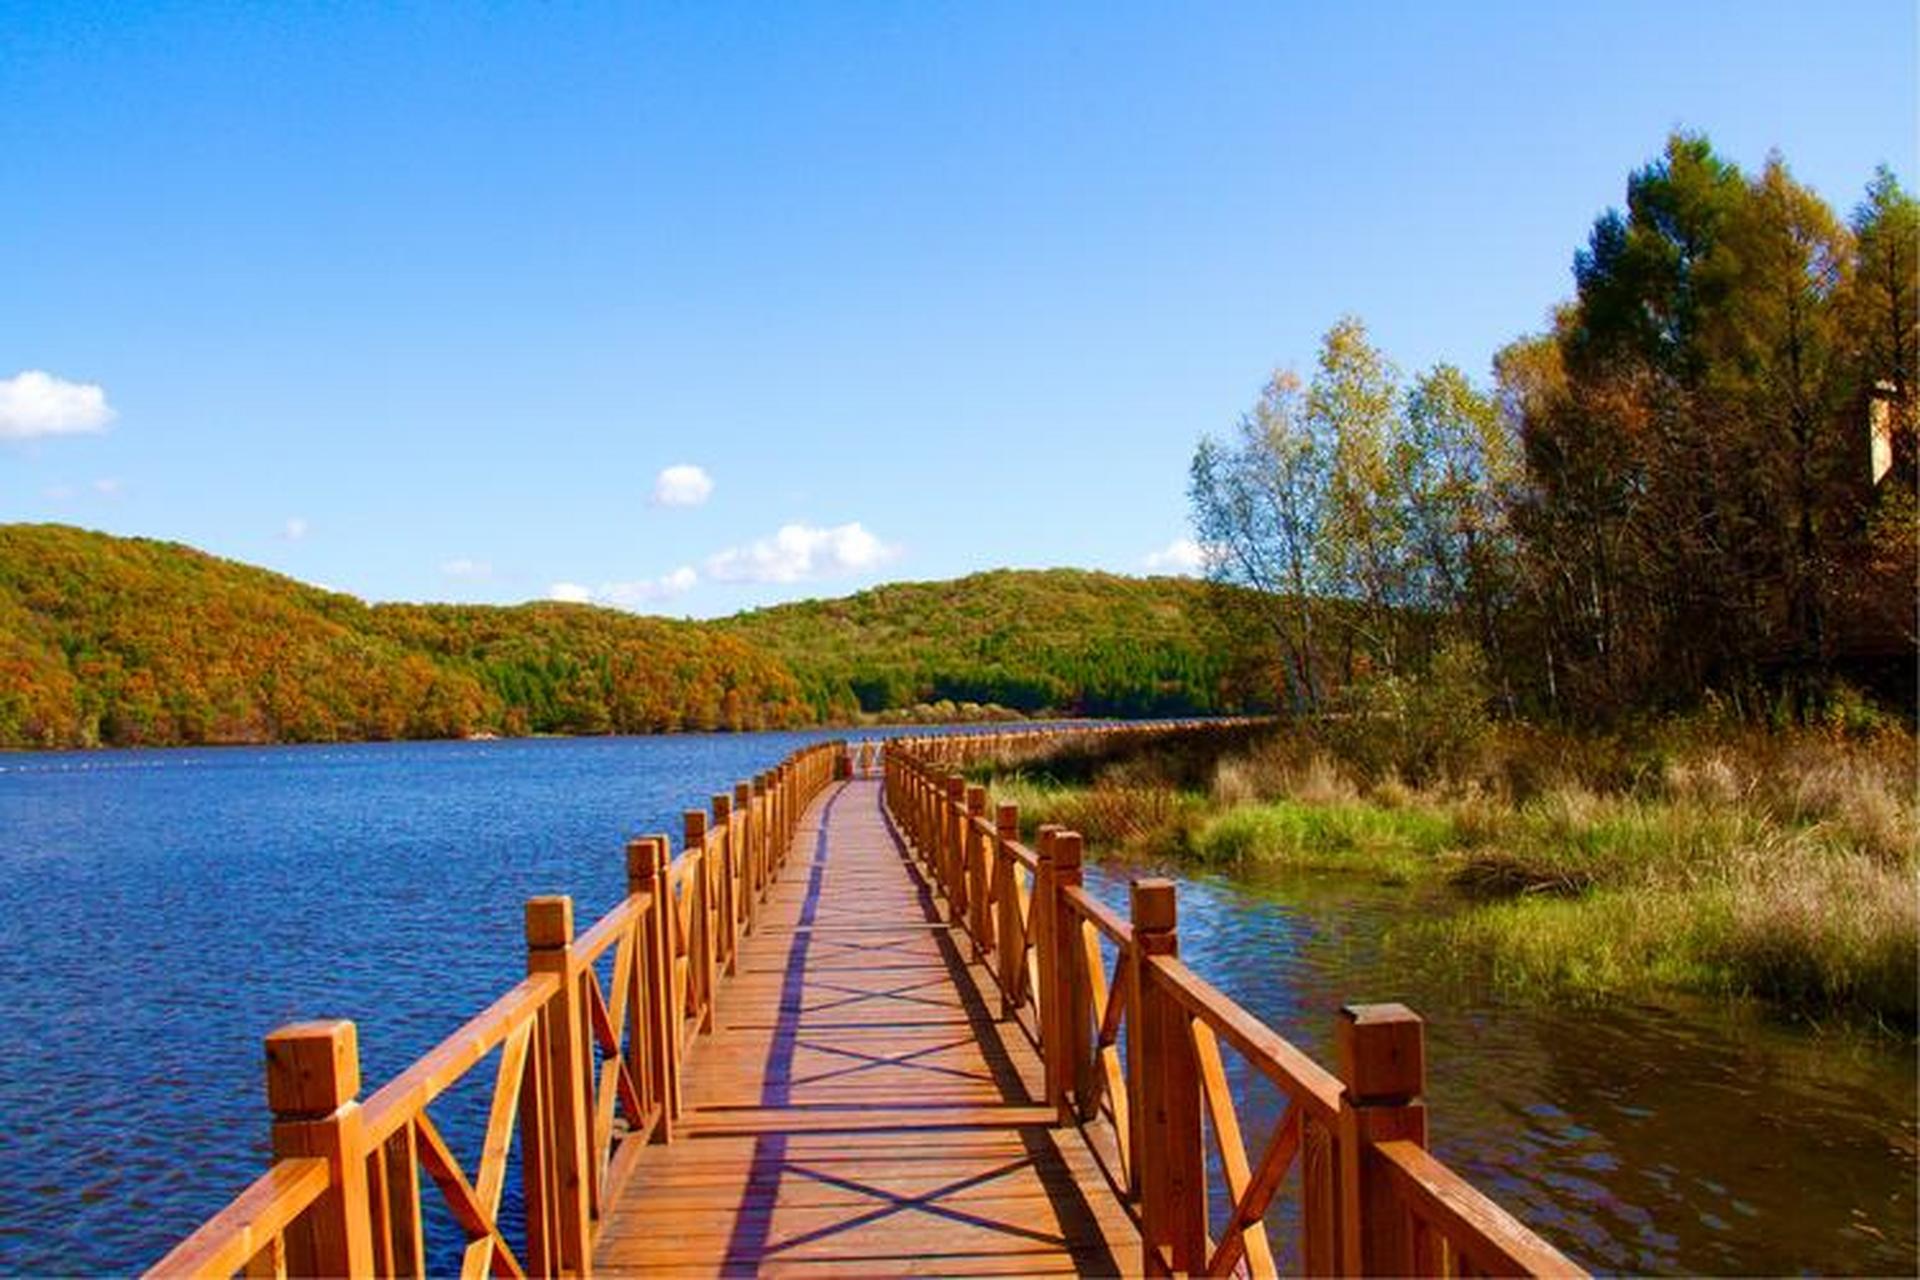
[3,2,1914,617]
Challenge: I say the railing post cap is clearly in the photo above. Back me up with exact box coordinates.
[265,1019,360,1117]
[684,808,708,838]
[1052,829,1083,870]
[626,836,661,888]
[712,793,732,819]
[735,781,752,802]
[995,802,1019,834]
[1337,1002,1425,1103]
[965,784,987,812]
[525,894,575,948]
[945,774,965,796]
[1129,877,1177,933]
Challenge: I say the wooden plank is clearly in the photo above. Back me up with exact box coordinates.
[1375,1140,1584,1278]
[1191,1018,1279,1278]
[1146,954,1344,1123]
[146,1157,331,1278]
[359,976,557,1148]
[592,776,1140,1279]
[411,1112,528,1280]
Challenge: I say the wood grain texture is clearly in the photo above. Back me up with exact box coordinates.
[594,778,1141,1278]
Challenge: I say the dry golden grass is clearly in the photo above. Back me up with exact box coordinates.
[979,718,1919,1027]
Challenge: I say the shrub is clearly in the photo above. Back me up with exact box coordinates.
[1323,640,1493,784]
[989,776,1205,860]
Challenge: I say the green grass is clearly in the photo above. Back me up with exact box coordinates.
[977,725,1920,1031]
[1425,854,1918,1030]
[1190,800,1455,882]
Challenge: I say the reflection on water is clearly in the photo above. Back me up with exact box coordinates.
[1081,860,1918,1275]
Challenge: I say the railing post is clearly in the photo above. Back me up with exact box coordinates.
[907,762,924,855]
[1336,1003,1428,1277]
[627,835,679,1137]
[771,767,787,867]
[965,784,991,957]
[1131,878,1206,1276]
[764,771,779,886]
[525,896,593,1277]
[712,793,738,975]
[943,775,967,924]
[264,1020,374,1278]
[1049,829,1091,1127]
[684,809,716,1034]
[747,778,767,909]
[1034,827,1062,1112]
[993,801,1021,1017]
[733,782,756,932]
[918,761,933,861]
[1302,1106,1341,1277]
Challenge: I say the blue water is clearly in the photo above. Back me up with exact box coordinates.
[2,733,1913,1275]
[1074,862,1918,1276]
[0,732,888,1273]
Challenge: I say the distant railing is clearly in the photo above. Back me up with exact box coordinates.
[884,727,1584,1279]
[148,740,843,1279]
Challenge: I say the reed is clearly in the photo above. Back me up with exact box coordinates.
[977,721,1920,1029]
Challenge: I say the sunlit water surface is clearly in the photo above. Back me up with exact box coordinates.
[1078,861,1917,1276]
[0,735,1911,1274]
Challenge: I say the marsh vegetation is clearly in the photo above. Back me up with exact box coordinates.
[978,720,1917,1031]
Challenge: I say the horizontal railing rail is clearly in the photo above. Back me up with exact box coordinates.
[884,726,1584,1279]
[148,739,844,1280]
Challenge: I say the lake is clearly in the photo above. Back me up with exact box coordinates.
[1,732,1912,1274]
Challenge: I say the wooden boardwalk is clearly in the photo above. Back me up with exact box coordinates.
[151,727,1581,1280]
[595,777,1139,1276]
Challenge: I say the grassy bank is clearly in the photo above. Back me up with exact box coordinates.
[978,722,1918,1031]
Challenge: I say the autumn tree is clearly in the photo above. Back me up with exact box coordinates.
[1401,362,1521,697]
[1501,134,1916,717]
[1312,318,1411,675]
[1192,318,1514,713]
[1189,369,1331,710]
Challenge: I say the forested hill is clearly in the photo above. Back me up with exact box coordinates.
[716,569,1248,721]
[0,525,809,747]
[0,527,1250,749]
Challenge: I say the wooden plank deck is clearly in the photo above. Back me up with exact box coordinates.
[594,776,1141,1277]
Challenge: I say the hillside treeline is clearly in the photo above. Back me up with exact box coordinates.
[0,525,811,747]
[718,570,1252,721]
[0,528,1250,749]
[1194,135,1915,728]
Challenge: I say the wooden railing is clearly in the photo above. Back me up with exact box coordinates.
[858,718,1263,772]
[148,739,844,1280]
[884,728,1584,1279]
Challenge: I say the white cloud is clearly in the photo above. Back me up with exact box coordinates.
[705,522,899,585]
[92,477,124,496]
[441,557,492,579]
[547,567,699,610]
[0,370,116,440]
[43,483,76,501]
[652,464,714,508]
[1144,537,1208,575]
[599,565,700,608]
[282,517,310,541]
